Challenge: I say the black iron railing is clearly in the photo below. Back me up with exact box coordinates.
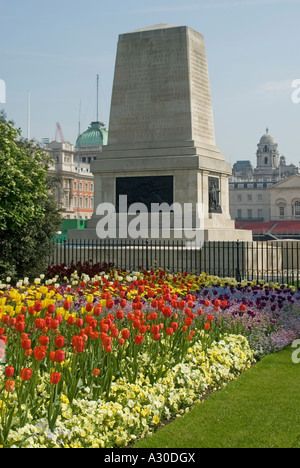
[47,239,300,287]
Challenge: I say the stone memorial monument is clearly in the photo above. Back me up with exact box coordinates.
[69,24,252,242]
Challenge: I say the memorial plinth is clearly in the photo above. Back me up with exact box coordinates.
[69,24,252,242]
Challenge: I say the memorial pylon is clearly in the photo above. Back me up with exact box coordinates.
[69,24,252,242]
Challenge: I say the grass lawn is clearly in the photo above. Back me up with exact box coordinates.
[133,345,300,449]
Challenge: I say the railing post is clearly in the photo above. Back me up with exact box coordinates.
[146,239,149,271]
[236,239,241,283]
[63,239,67,266]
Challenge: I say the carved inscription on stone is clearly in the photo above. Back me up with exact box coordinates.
[188,31,216,146]
[108,25,216,148]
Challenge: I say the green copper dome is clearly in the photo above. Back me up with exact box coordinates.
[76,121,108,148]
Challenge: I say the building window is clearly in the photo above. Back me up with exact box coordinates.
[237,194,242,203]
[79,197,83,208]
[91,197,94,209]
[85,198,88,208]
[264,145,268,153]
[247,209,252,219]
[258,209,263,219]
[74,182,77,190]
[237,209,242,219]
[294,201,300,217]
[279,206,285,218]
[247,194,252,201]
[73,197,77,208]
[79,182,83,191]
[258,194,262,202]
[85,183,88,192]
[264,157,268,165]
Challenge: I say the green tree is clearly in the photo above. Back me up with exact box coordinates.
[0,113,63,281]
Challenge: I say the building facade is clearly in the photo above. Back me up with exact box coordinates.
[229,129,299,223]
[46,121,108,220]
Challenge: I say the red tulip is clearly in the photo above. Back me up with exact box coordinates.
[94,305,102,316]
[76,318,83,328]
[162,307,172,318]
[15,321,25,333]
[47,304,56,315]
[34,301,43,312]
[35,318,46,330]
[106,299,114,309]
[85,303,94,313]
[54,350,65,363]
[111,328,119,338]
[102,336,112,347]
[39,335,50,346]
[63,301,71,310]
[20,368,33,381]
[51,319,59,330]
[116,310,124,320]
[121,329,130,340]
[67,316,75,325]
[33,346,47,361]
[4,366,14,378]
[21,338,31,350]
[151,325,160,336]
[5,380,15,392]
[50,372,61,385]
[54,335,65,348]
[134,335,144,345]
[185,317,193,327]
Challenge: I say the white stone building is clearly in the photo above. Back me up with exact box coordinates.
[230,129,299,223]
[46,121,108,220]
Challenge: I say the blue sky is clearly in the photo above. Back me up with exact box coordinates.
[0,0,300,167]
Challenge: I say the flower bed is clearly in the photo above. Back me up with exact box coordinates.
[0,269,299,448]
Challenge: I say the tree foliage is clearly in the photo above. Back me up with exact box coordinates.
[0,113,63,280]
